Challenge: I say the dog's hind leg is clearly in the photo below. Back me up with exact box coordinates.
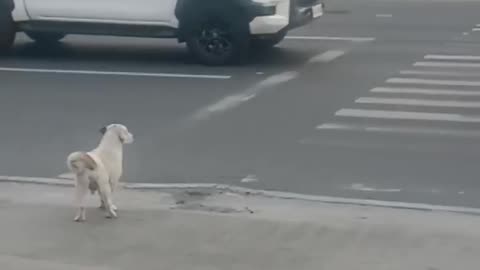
[74,175,89,222]
[98,180,117,219]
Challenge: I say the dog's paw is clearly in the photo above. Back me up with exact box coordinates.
[105,209,118,219]
[74,216,86,222]
[111,204,118,211]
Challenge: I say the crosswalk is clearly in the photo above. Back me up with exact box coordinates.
[316,51,480,139]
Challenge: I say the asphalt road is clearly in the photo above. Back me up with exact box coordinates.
[3,0,480,208]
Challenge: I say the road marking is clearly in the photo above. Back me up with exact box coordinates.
[192,71,298,121]
[57,173,74,179]
[387,77,480,87]
[424,54,480,61]
[356,97,480,108]
[371,87,480,96]
[286,36,375,42]
[241,175,259,183]
[2,175,480,215]
[376,14,393,18]
[335,108,480,122]
[473,28,480,31]
[414,61,480,68]
[0,67,231,79]
[349,183,401,192]
[399,70,480,77]
[308,50,345,63]
[317,122,480,137]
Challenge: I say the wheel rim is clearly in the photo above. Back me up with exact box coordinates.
[196,22,232,57]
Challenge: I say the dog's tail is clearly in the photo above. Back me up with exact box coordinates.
[67,152,98,194]
[67,152,97,174]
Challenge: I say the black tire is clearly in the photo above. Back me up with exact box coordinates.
[26,32,66,44]
[0,10,15,54]
[251,32,286,50]
[183,6,250,66]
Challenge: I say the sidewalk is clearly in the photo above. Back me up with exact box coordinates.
[1,182,479,270]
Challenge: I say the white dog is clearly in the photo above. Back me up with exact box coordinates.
[67,124,134,222]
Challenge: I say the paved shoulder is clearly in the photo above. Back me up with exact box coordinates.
[1,183,479,270]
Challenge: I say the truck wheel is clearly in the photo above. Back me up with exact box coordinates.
[251,31,287,50]
[26,32,66,44]
[0,11,15,54]
[184,7,250,66]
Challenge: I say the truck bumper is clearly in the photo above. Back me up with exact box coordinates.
[249,0,323,35]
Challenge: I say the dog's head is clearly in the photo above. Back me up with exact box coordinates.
[100,124,134,144]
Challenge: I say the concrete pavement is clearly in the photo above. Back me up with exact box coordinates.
[1,182,480,270]
[2,0,480,210]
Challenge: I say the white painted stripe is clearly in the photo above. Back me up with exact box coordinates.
[335,108,480,122]
[192,71,298,121]
[473,28,480,31]
[57,173,74,179]
[286,36,375,42]
[414,61,480,68]
[317,122,480,137]
[2,175,480,215]
[0,67,231,79]
[309,50,345,63]
[387,77,480,87]
[370,87,480,96]
[424,54,480,61]
[376,14,393,18]
[350,183,401,192]
[399,70,480,77]
[356,97,480,108]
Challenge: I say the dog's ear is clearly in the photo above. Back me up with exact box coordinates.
[99,126,107,135]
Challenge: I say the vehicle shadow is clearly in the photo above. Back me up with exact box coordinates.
[7,38,318,69]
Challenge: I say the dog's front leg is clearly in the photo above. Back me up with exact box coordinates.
[98,181,117,219]
[98,193,116,211]
[74,178,89,222]
[98,197,106,210]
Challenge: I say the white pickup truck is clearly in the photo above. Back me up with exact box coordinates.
[0,0,323,65]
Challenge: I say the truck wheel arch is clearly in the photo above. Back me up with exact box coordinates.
[175,0,251,42]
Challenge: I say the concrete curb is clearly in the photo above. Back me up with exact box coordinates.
[2,175,480,216]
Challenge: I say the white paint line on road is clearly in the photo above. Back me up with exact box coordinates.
[241,175,259,183]
[356,97,480,108]
[349,183,401,193]
[387,77,480,87]
[414,61,480,68]
[376,14,393,18]
[472,28,480,31]
[286,36,375,42]
[399,70,480,77]
[308,50,345,63]
[317,122,480,138]
[335,108,480,122]
[0,67,232,80]
[424,54,480,61]
[3,175,480,215]
[371,87,480,96]
[57,173,74,179]
[192,71,298,121]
